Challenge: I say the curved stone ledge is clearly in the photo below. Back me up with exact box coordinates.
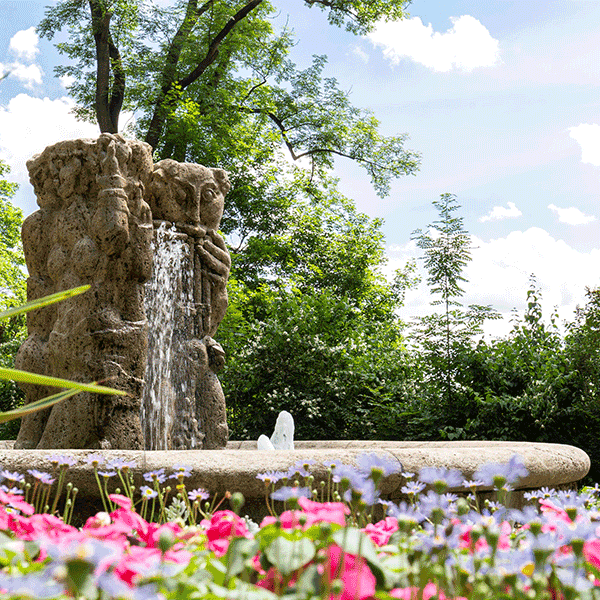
[0,441,590,518]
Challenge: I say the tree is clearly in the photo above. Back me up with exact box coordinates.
[38,1,420,255]
[0,160,26,439]
[218,193,410,439]
[564,287,600,404]
[39,1,417,184]
[38,0,422,439]
[411,194,499,407]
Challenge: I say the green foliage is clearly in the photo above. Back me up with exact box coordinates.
[38,0,420,260]
[410,194,499,406]
[219,191,411,440]
[381,277,600,483]
[220,284,408,441]
[566,287,600,404]
[412,193,471,307]
[0,160,25,438]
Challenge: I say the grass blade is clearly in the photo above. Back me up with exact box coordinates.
[0,388,83,424]
[0,285,90,320]
[0,367,126,396]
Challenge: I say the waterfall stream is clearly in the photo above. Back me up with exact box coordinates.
[141,222,199,450]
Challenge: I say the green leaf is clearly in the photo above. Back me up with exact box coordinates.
[264,536,316,576]
[0,387,81,423]
[0,285,90,320]
[0,367,126,395]
[224,537,259,578]
[208,580,278,600]
[295,563,322,595]
[205,556,227,587]
[65,558,96,598]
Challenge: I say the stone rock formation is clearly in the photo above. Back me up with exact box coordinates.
[145,159,231,449]
[15,134,154,449]
[15,137,231,450]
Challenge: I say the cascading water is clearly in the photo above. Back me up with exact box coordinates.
[141,222,201,450]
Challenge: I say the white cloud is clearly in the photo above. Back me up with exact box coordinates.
[59,74,75,89]
[367,15,500,72]
[350,45,369,64]
[479,201,522,223]
[569,123,600,166]
[386,227,600,338]
[10,63,43,88]
[0,94,99,216]
[9,27,39,61]
[548,203,596,225]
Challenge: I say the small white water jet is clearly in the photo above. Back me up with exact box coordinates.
[141,222,199,450]
[257,411,295,450]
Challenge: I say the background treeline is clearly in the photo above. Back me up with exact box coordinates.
[217,193,600,484]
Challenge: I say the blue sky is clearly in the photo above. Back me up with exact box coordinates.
[1,0,600,336]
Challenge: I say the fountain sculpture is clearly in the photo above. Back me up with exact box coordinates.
[14,134,229,450]
[2,134,590,518]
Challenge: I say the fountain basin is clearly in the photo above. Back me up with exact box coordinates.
[0,441,590,520]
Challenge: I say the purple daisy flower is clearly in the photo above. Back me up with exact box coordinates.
[83,453,105,467]
[27,470,55,485]
[473,454,528,488]
[188,488,210,502]
[270,486,311,501]
[0,470,24,483]
[140,486,158,499]
[418,466,463,489]
[356,453,402,478]
[143,468,166,484]
[45,454,77,468]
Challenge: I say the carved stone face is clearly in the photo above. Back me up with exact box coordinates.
[149,160,230,229]
[199,168,229,230]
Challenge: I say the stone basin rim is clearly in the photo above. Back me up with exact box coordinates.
[0,441,590,497]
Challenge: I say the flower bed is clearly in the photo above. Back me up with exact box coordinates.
[0,453,598,599]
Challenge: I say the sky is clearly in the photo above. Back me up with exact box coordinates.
[1,0,600,337]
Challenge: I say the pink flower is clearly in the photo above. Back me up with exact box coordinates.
[584,539,600,585]
[82,518,134,543]
[114,546,160,586]
[201,510,251,557]
[109,494,133,511]
[261,511,299,529]
[113,545,192,587]
[363,517,399,546]
[109,505,149,540]
[25,514,78,541]
[260,499,350,531]
[298,497,350,528]
[540,499,573,525]
[324,544,376,600]
[257,542,375,599]
[138,521,183,549]
[0,490,34,515]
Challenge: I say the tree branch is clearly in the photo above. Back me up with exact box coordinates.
[107,34,125,130]
[145,0,209,148]
[90,0,116,132]
[178,0,264,89]
[241,106,390,171]
[145,0,264,149]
